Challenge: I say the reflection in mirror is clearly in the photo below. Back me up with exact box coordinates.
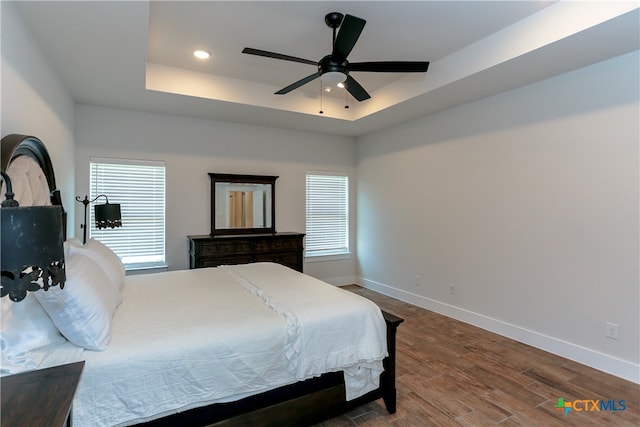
[215,183,272,230]
[209,173,278,235]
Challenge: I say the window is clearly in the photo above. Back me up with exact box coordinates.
[89,159,166,270]
[305,173,349,258]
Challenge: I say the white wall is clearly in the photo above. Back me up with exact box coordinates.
[74,105,357,283]
[1,2,75,231]
[356,51,639,382]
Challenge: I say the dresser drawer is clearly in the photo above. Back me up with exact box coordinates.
[255,252,300,266]
[255,238,302,252]
[196,241,219,256]
[198,254,254,268]
[198,240,253,256]
[217,240,253,255]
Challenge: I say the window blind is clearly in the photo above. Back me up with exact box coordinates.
[305,173,349,257]
[89,159,166,270]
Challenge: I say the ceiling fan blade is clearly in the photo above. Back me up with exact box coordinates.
[345,75,370,101]
[332,14,366,61]
[275,72,321,95]
[242,48,317,66]
[349,61,430,73]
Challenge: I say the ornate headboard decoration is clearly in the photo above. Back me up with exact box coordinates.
[1,134,67,239]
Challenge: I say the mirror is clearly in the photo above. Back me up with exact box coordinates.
[210,173,277,235]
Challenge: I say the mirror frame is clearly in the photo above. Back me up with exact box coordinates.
[209,173,278,235]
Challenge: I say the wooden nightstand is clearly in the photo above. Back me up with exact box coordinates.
[1,361,84,427]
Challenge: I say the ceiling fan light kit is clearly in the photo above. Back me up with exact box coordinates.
[242,11,429,104]
[320,70,346,85]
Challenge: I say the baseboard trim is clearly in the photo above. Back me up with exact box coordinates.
[359,277,639,384]
[321,275,356,287]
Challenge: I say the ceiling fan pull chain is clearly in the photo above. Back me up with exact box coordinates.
[319,80,324,114]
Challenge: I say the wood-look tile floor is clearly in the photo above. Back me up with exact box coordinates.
[319,285,640,426]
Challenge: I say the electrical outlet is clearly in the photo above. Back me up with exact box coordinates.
[450,284,456,294]
[415,275,422,287]
[606,322,619,340]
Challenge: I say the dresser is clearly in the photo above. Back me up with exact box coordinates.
[188,232,305,272]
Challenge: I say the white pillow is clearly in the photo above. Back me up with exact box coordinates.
[70,238,125,292]
[0,293,66,373]
[66,237,83,248]
[35,251,123,350]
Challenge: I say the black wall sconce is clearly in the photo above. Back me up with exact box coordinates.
[75,195,122,244]
[1,171,66,302]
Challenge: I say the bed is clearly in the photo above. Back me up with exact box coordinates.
[0,134,403,427]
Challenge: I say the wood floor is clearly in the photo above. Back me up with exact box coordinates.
[319,285,640,426]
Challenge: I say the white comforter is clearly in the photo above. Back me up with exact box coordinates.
[72,263,387,427]
[222,263,387,399]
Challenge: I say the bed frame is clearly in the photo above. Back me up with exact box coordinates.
[1,133,404,427]
[1,134,67,238]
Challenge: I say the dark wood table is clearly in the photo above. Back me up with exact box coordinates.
[1,361,84,427]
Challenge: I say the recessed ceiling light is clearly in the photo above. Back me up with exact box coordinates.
[193,50,210,59]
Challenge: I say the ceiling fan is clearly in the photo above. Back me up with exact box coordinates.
[242,12,429,102]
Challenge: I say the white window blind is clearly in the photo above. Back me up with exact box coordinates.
[90,159,166,270]
[305,173,349,257]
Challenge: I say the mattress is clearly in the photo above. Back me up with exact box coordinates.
[72,263,387,427]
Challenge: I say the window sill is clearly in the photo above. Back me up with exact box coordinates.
[304,252,352,263]
[125,265,169,275]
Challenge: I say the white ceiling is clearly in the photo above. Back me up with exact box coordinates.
[12,1,639,137]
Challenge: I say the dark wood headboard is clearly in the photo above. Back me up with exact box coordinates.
[1,134,67,239]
